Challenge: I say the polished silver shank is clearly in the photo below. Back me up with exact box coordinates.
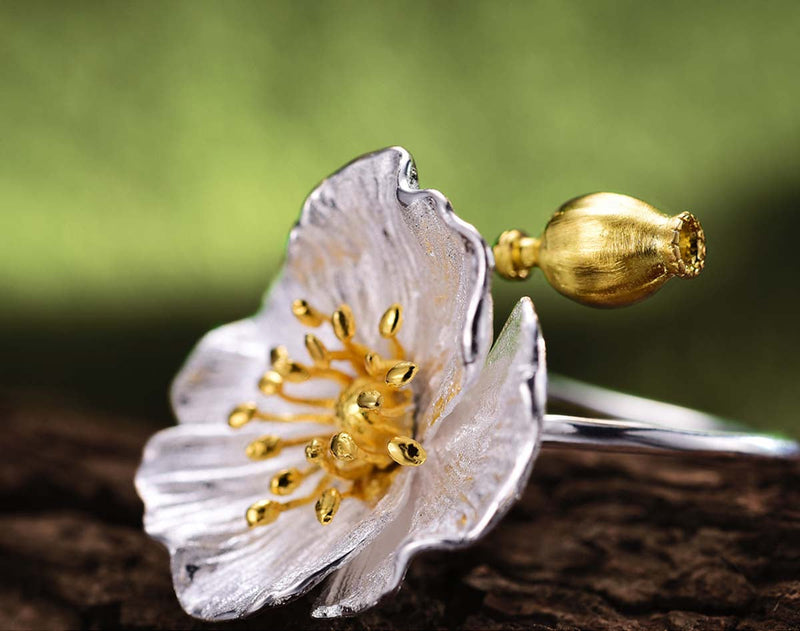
[544,376,800,459]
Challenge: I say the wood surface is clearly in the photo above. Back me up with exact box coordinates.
[3,395,800,630]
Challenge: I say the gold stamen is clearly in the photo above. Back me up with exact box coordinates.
[305,437,327,463]
[330,431,392,466]
[379,304,403,337]
[234,299,423,528]
[258,370,283,395]
[228,402,258,428]
[305,334,330,367]
[292,299,325,327]
[388,436,427,466]
[357,390,383,410]
[247,434,331,460]
[315,487,342,525]
[379,304,405,357]
[270,467,304,495]
[385,361,418,388]
[329,432,359,462]
[270,345,291,371]
[332,305,356,341]
[246,499,282,527]
[245,435,282,459]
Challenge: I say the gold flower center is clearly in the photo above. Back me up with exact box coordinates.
[227,300,425,528]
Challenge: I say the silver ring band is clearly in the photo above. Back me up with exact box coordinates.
[545,376,799,460]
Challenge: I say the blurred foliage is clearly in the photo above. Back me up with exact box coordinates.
[1,1,799,432]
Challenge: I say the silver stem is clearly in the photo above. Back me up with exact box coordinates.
[544,375,799,459]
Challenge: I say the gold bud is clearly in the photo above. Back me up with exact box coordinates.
[379,304,403,338]
[291,299,325,327]
[388,436,427,467]
[315,488,342,525]
[332,304,356,341]
[228,402,258,428]
[270,468,301,496]
[246,499,282,527]
[245,435,282,460]
[258,370,283,395]
[385,361,418,388]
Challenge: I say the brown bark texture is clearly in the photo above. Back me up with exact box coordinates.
[2,395,800,631]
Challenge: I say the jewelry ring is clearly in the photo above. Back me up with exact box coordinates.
[135,146,796,620]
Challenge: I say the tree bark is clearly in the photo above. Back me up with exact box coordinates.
[2,394,799,630]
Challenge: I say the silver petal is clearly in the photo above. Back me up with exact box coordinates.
[135,422,329,545]
[312,297,546,618]
[137,146,497,620]
[287,146,493,434]
[169,276,341,427]
[137,416,414,620]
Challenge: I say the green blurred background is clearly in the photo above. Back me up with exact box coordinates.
[2,1,798,433]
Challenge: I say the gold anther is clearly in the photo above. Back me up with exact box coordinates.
[332,305,356,341]
[305,437,326,463]
[270,345,291,370]
[493,193,706,308]
[245,435,282,459]
[232,299,423,528]
[292,299,325,327]
[315,487,342,525]
[270,468,303,495]
[331,431,392,466]
[385,361,418,388]
[379,304,403,338]
[330,432,360,462]
[258,371,283,395]
[305,334,330,368]
[228,402,258,428]
[387,436,427,466]
[356,390,383,410]
[246,499,282,527]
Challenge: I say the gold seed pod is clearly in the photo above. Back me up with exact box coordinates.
[258,370,283,395]
[291,299,325,327]
[246,499,282,527]
[245,435,282,460]
[332,305,356,341]
[493,193,706,308]
[356,390,383,410]
[330,432,359,462]
[270,468,301,496]
[315,488,342,525]
[305,438,326,463]
[385,361,418,388]
[304,334,329,367]
[388,436,427,466]
[228,402,258,428]
[379,304,403,338]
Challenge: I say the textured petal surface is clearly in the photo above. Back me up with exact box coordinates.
[169,276,342,427]
[135,422,329,545]
[137,146,495,620]
[287,147,493,434]
[313,298,546,618]
[136,419,413,620]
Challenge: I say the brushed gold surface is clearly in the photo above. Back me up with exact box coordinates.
[494,193,705,307]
